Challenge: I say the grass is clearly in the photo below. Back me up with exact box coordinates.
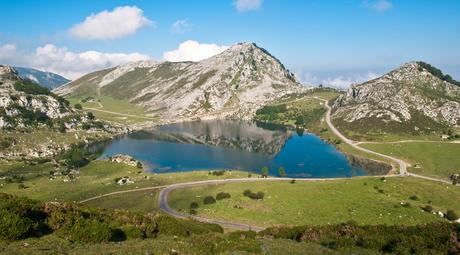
[169,177,460,227]
[361,142,460,180]
[68,96,155,124]
[0,129,112,155]
[0,232,355,255]
[0,160,250,203]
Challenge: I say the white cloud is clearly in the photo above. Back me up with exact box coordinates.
[171,19,192,34]
[295,72,319,86]
[163,40,228,62]
[365,0,393,12]
[69,6,152,40]
[234,0,263,12]
[322,72,380,89]
[0,44,17,62]
[0,43,150,79]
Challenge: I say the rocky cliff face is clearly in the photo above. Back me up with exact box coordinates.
[0,65,74,129]
[56,42,306,120]
[332,62,460,134]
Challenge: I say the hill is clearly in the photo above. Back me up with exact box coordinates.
[14,66,70,90]
[332,61,460,137]
[55,43,306,120]
[0,65,115,160]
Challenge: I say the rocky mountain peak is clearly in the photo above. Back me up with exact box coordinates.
[58,42,305,120]
[332,61,460,134]
[0,65,21,82]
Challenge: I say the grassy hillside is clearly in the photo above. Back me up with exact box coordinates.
[1,192,459,254]
[0,160,250,202]
[361,142,460,180]
[169,177,460,227]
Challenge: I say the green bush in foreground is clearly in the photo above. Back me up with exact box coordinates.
[60,217,112,243]
[0,209,34,241]
[203,195,216,204]
[216,192,231,200]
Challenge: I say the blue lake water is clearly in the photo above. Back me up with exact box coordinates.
[95,120,368,178]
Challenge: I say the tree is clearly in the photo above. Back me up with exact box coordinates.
[278,167,286,177]
[74,103,82,110]
[261,167,269,178]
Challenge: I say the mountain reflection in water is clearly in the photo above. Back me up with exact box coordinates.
[94,120,368,178]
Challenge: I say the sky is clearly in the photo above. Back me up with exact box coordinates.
[1,0,459,88]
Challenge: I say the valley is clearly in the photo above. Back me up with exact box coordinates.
[1,44,460,254]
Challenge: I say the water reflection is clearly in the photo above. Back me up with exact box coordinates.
[94,120,368,178]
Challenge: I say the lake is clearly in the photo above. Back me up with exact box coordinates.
[95,120,368,178]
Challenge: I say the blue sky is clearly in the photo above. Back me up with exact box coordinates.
[1,0,459,87]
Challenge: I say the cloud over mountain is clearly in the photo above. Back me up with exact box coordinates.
[163,40,228,62]
[69,6,152,40]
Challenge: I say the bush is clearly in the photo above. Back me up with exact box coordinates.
[409,195,418,201]
[189,209,197,215]
[203,196,216,204]
[422,205,433,213]
[155,215,223,237]
[216,192,231,200]
[60,217,112,243]
[290,179,296,184]
[190,202,199,209]
[0,209,34,241]
[121,225,144,239]
[210,170,225,176]
[243,190,265,200]
[445,210,458,221]
[13,80,50,95]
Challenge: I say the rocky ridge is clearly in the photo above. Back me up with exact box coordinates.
[56,42,308,120]
[332,61,460,133]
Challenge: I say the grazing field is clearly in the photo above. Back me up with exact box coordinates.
[68,96,155,124]
[361,142,460,180]
[169,177,460,227]
[0,160,250,202]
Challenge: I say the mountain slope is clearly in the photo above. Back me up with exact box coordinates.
[332,61,460,135]
[56,43,305,120]
[15,67,70,90]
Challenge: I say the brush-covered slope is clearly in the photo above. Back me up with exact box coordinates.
[332,61,460,135]
[56,43,305,120]
[15,66,70,90]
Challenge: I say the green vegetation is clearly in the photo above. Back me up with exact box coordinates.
[169,177,460,227]
[0,160,250,203]
[13,80,51,95]
[418,61,460,86]
[67,96,154,124]
[361,142,460,180]
[261,222,460,254]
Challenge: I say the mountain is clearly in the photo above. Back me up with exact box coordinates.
[332,61,460,135]
[55,42,306,120]
[15,67,70,90]
[0,65,74,129]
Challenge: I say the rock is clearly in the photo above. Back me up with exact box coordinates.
[332,61,460,133]
[111,154,142,168]
[117,177,134,185]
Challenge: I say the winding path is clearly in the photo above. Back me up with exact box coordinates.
[80,95,456,231]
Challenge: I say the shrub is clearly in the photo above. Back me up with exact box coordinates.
[290,179,296,184]
[409,195,418,201]
[422,205,433,213]
[13,80,50,95]
[121,225,144,239]
[278,167,286,177]
[190,202,199,209]
[445,210,458,221]
[74,104,82,110]
[155,215,223,237]
[0,209,34,241]
[261,166,269,178]
[136,161,143,169]
[59,217,112,243]
[216,192,231,200]
[210,170,225,176]
[86,112,95,120]
[189,209,197,215]
[203,196,216,204]
[243,190,265,200]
